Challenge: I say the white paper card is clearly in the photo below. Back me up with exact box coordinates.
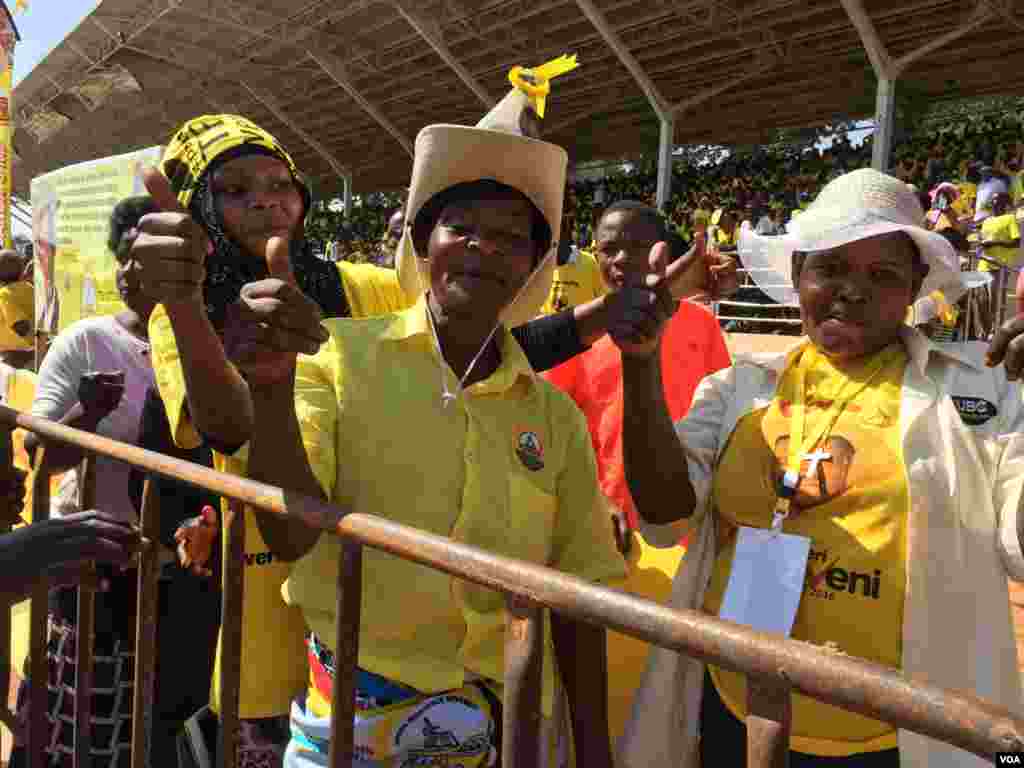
[719,526,811,637]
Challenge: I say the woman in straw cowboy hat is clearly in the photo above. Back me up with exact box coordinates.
[136,112,591,765]
[131,61,728,765]
[614,168,1024,767]
[224,59,626,767]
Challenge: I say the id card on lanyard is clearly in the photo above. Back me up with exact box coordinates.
[719,346,898,637]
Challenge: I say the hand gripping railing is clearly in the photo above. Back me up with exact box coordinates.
[0,403,1023,768]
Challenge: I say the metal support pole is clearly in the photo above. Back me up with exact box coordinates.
[503,597,543,766]
[328,540,362,767]
[657,118,674,212]
[131,479,160,768]
[217,499,246,768]
[74,458,97,768]
[747,676,792,767]
[575,0,679,213]
[872,78,895,173]
[28,454,50,768]
[343,175,353,222]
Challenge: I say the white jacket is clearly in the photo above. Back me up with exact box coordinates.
[617,328,1024,768]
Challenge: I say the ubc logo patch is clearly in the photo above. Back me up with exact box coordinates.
[951,396,997,426]
[516,431,544,471]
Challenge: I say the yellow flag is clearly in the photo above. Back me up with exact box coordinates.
[14,0,27,13]
[507,53,578,118]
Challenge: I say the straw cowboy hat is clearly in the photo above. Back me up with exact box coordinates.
[397,56,576,328]
[738,168,966,306]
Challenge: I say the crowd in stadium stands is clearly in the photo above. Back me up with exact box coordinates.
[323,117,1024,267]
[6,61,1024,768]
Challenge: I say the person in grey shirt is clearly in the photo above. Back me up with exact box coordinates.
[975,165,1009,222]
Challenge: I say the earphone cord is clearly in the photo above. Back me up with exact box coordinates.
[416,244,554,407]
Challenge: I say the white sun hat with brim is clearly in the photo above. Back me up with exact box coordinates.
[929,181,960,203]
[396,57,576,329]
[739,168,966,307]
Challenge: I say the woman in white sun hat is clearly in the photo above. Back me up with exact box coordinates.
[615,168,1024,768]
[230,56,625,767]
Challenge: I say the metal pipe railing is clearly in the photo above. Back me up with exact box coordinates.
[1,403,1024,767]
[28,452,50,768]
[717,315,803,325]
[716,300,800,309]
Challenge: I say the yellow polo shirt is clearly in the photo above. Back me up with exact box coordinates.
[147,260,411,719]
[335,261,410,317]
[282,297,626,715]
[704,344,909,756]
[539,248,608,315]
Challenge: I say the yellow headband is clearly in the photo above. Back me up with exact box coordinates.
[507,54,578,119]
[160,114,304,208]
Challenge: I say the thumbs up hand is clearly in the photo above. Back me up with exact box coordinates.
[607,241,677,359]
[130,167,211,307]
[663,231,740,301]
[222,236,329,386]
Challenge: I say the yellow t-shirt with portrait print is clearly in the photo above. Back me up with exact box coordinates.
[539,248,608,315]
[703,342,909,757]
[146,260,411,718]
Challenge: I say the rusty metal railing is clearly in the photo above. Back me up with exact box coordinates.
[0,402,1023,767]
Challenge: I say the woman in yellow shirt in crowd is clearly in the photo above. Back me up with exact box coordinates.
[132,70,736,764]
[924,182,965,234]
[710,208,740,253]
[980,192,1021,271]
[133,106,644,764]
[212,75,626,766]
[0,248,34,370]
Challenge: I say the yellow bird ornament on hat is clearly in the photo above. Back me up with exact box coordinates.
[477,54,578,138]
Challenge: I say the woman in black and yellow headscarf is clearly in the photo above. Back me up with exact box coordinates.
[135,114,353,767]
[161,117,349,332]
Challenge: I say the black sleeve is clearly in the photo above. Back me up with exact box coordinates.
[131,387,219,551]
[510,309,587,373]
[128,388,162,518]
[198,432,246,457]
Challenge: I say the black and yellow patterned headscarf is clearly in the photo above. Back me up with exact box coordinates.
[161,114,345,330]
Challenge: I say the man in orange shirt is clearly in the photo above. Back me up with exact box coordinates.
[545,201,730,532]
[545,201,731,742]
